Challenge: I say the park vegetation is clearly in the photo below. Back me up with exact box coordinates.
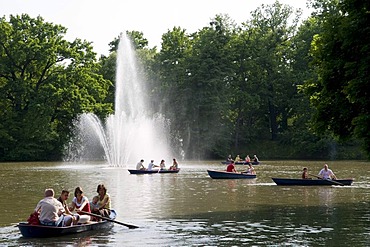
[0,0,368,161]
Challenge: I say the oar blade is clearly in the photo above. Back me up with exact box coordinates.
[80,211,139,229]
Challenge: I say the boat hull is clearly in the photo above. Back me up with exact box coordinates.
[221,161,260,165]
[128,169,180,174]
[271,178,354,186]
[18,210,116,238]
[207,169,256,179]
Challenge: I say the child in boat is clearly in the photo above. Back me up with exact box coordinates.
[302,167,309,179]
[90,195,99,213]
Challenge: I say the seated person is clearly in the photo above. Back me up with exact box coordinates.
[253,155,259,162]
[70,187,91,223]
[136,159,146,170]
[90,195,100,213]
[35,188,73,227]
[245,163,256,175]
[96,184,111,218]
[57,189,79,225]
[226,155,233,162]
[318,164,337,180]
[226,162,237,173]
[169,158,179,170]
[147,160,159,171]
[159,160,166,170]
[234,155,242,162]
[302,167,310,179]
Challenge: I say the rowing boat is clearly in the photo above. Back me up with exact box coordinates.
[17,210,117,238]
[207,169,256,179]
[128,169,180,174]
[271,178,354,186]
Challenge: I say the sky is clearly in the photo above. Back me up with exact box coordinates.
[1,0,311,56]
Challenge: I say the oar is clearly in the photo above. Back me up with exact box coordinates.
[308,173,344,186]
[80,211,139,229]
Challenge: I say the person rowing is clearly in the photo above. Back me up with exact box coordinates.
[226,161,237,173]
[318,163,337,180]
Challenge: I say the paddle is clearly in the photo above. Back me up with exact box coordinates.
[308,173,344,186]
[80,211,139,229]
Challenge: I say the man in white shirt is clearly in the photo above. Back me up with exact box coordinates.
[35,188,73,226]
[318,164,337,180]
[147,160,158,171]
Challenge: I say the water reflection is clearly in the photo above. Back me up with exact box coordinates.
[318,187,335,208]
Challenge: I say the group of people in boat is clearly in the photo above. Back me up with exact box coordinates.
[136,158,179,171]
[226,160,256,175]
[225,160,337,179]
[227,154,259,163]
[301,163,338,180]
[33,184,111,227]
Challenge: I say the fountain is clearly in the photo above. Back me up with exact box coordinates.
[65,33,173,166]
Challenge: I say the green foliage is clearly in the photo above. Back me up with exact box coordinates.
[0,14,111,161]
[306,0,370,158]
[1,0,367,161]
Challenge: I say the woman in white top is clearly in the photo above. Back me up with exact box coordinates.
[70,187,91,213]
[245,164,256,175]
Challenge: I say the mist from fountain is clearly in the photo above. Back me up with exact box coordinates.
[65,33,173,166]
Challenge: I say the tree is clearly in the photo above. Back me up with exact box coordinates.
[155,26,193,157]
[306,0,370,157]
[241,1,302,141]
[180,15,236,159]
[0,14,111,161]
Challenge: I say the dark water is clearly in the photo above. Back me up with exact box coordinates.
[0,160,369,246]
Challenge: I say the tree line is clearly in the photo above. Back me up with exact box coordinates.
[0,0,368,161]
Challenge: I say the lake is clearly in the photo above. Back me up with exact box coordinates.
[0,160,369,246]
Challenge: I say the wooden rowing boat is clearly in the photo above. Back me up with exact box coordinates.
[207,169,256,179]
[271,178,354,186]
[128,169,180,174]
[17,210,117,238]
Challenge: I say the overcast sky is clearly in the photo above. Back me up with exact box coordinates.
[1,0,311,56]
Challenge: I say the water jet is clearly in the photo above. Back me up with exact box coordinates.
[65,33,173,166]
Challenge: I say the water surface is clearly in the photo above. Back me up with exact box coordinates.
[0,160,369,246]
